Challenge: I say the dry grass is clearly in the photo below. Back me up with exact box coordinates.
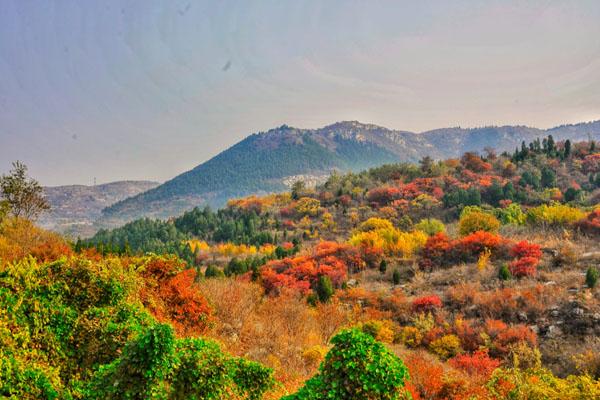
[198,278,350,395]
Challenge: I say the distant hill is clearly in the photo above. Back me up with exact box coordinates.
[100,120,600,225]
[40,180,159,237]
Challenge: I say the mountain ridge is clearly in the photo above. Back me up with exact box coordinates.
[99,120,600,227]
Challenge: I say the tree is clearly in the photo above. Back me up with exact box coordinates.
[379,259,388,275]
[0,161,49,220]
[458,211,500,236]
[541,166,556,189]
[291,180,306,200]
[564,187,581,202]
[283,329,410,400]
[503,182,516,201]
[392,269,401,285]
[498,264,512,281]
[564,139,572,158]
[586,266,598,289]
[315,275,334,303]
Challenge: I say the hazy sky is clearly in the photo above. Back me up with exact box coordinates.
[2,1,600,186]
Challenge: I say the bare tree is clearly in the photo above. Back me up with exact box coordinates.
[0,161,50,220]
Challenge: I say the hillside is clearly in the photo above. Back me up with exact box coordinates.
[39,180,159,237]
[100,120,600,225]
[77,136,600,398]
[3,136,600,398]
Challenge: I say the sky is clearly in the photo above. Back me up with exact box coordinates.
[1,1,600,186]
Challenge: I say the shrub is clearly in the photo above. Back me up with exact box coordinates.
[412,295,443,313]
[360,320,396,343]
[576,209,600,235]
[455,231,504,259]
[315,275,334,303]
[379,259,388,274]
[398,326,423,348]
[510,241,542,259]
[586,266,599,289]
[283,329,410,400]
[419,232,452,270]
[204,264,224,278]
[357,217,394,232]
[458,211,500,236]
[293,197,321,217]
[86,324,274,399]
[526,203,586,226]
[414,218,446,236]
[449,350,501,378]
[392,269,401,285]
[495,203,526,225]
[508,257,539,278]
[429,334,462,359]
[498,264,512,281]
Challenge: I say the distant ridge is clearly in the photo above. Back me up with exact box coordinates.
[99,120,600,226]
[40,180,159,237]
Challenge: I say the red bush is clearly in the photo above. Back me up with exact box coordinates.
[366,186,401,206]
[412,295,443,313]
[455,231,503,257]
[493,324,537,356]
[576,209,600,235]
[449,350,501,378]
[259,241,362,295]
[510,241,542,259]
[419,232,452,270]
[508,257,538,278]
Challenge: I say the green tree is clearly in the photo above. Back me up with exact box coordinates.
[586,266,598,289]
[205,265,224,278]
[291,180,306,200]
[541,166,556,188]
[379,259,388,275]
[0,161,49,220]
[392,269,401,285]
[315,276,334,303]
[520,171,540,189]
[564,139,572,158]
[499,264,512,281]
[283,329,410,400]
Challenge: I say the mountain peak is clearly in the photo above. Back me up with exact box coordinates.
[99,120,600,226]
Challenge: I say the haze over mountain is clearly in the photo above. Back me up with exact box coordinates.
[40,180,159,237]
[98,120,600,226]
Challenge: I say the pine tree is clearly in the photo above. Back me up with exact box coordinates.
[379,259,387,275]
[392,269,401,285]
[316,276,334,303]
[586,267,598,289]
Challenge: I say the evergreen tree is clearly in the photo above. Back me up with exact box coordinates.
[503,182,516,201]
[499,264,511,281]
[541,166,557,188]
[315,276,334,303]
[392,269,401,285]
[379,259,387,275]
[564,139,572,159]
[586,267,598,289]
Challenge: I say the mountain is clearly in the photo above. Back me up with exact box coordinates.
[39,180,159,237]
[100,120,600,224]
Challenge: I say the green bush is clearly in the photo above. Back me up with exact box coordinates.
[414,218,446,236]
[204,264,224,278]
[458,210,501,236]
[86,324,274,400]
[586,266,598,289]
[379,259,388,274]
[315,275,334,303]
[499,264,512,281]
[283,329,410,400]
[392,269,401,285]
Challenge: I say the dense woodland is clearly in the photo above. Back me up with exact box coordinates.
[2,136,600,398]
